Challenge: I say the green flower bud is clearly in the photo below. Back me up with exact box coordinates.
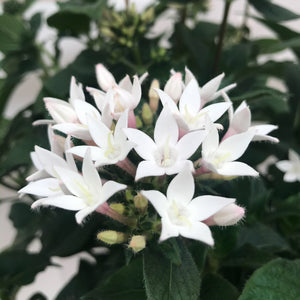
[149,79,160,113]
[97,230,127,245]
[142,103,153,125]
[134,193,148,214]
[110,203,125,215]
[128,235,146,253]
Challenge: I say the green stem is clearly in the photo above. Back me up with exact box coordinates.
[213,0,232,75]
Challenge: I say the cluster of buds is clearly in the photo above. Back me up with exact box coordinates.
[19,64,279,249]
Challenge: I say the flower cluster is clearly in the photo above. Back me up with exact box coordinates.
[19,65,279,248]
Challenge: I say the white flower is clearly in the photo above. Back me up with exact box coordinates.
[69,110,135,166]
[276,149,300,182]
[164,72,183,104]
[201,125,259,176]
[141,167,236,245]
[95,64,117,91]
[223,98,279,143]
[31,150,127,224]
[157,79,231,132]
[123,107,207,180]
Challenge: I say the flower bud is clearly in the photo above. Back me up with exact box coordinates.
[142,103,153,125]
[97,230,127,245]
[128,235,146,253]
[110,203,125,215]
[95,64,116,92]
[205,204,245,226]
[125,190,134,201]
[135,116,143,129]
[134,193,148,214]
[164,72,183,104]
[149,79,160,113]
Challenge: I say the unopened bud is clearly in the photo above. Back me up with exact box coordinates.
[142,103,153,125]
[149,79,160,113]
[126,190,134,201]
[207,204,245,226]
[128,235,146,253]
[135,116,143,128]
[134,193,148,214]
[164,72,183,104]
[110,203,125,215]
[95,64,116,92]
[97,230,127,245]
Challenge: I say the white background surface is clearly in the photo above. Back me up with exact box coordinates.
[0,0,299,299]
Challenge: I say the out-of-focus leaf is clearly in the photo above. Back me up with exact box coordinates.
[200,273,239,300]
[249,0,299,22]
[29,293,47,300]
[9,202,35,229]
[143,239,200,300]
[239,258,300,300]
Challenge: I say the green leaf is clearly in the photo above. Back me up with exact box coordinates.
[143,239,200,300]
[249,0,299,22]
[9,202,35,229]
[200,273,239,300]
[82,257,146,300]
[239,258,300,300]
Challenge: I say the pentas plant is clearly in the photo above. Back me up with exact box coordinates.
[19,65,279,251]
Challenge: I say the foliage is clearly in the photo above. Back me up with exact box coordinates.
[0,0,299,299]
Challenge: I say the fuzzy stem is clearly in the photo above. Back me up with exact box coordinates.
[116,157,137,177]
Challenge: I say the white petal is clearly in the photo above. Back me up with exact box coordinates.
[159,217,179,242]
[154,107,178,146]
[218,131,254,162]
[235,100,248,113]
[217,161,259,176]
[76,206,97,224]
[87,116,110,148]
[167,167,194,205]
[176,130,207,160]
[284,172,298,182]
[276,160,292,172]
[141,190,169,217]
[26,170,48,181]
[179,79,201,114]
[252,134,279,143]
[87,87,106,112]
[131,75,142,108]
[165,160,194,175]
[68,145,103,160]
[179,221,214,245]
[200,73,224,102]
[289,149,300,163]
[114,109,128,144]
[53,123,91,140]
[70,76,85,101]
[202,126,219,158]
[32,195,86,211]
[119,75,132,91]
[188,195,235,221]
[201,102,232,123]
[135,160,165,180]
[101,181,126,202]
[64,136,78,172]
[156,89,179,114]
[95,63,116,91]
[123,128,156,160]
[231,106,251,133]
[73,99,101,125]
[184,67,196,85]
[19,178,62,197]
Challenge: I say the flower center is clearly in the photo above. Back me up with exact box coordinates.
[211,151,231,168]
[104,131,121,160]
[183,105,207,129]
[154,138,177,168]
[168,200,191,227]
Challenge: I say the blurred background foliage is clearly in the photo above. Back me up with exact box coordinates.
[0,0,299,299]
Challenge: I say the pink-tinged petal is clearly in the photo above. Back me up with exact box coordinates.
[87,117,110,148]
[44,98,77,123]
[141,190,169,217]
[167,167,194,205]
[123,128,156,160]
[118,75,132,91]
[159,217,179,242]
[188,195,235,221]
[179,79,201,114]
[164,72,183,103]
[156,89,179,114]
[202,126,219,158]
[70,76,85,101]
[289,149,300,163]
[179,221,214,245]
[19,178,62,197]
[32,195,86,211]
[176,130,207,160]
[54,166,88,198]
[76,206,97,224]
[131,75,142,108]
[211,203,245,226]
[101,181,126,202]
[284,172,298,182]
[73,99,101,125]
[235,100,248,114]
[82,149,103,196]
[154,107,179,146]
[200,73,224,103]
[231,106,251,133]
[135,160,165,180]
[184,67,196,85]
[201,102,232,123]
[52,123,91,140]
[218,131,255,162]
[217,161,259,177]
[35,146,69,176]
[276,160,292,172]
[95,63,116,91]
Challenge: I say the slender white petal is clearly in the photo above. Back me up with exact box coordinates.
[201,102,232,123]
[53,123,91,140]
[73,99,101,125]
[119,75,132,91]
[87,87,106,112]
[284,172,298,182]
[167,167,194,204]
[179,79,201,114]
[70,76,85,101]
[101,181,126,202]
[202,126,219,157]
[65,136,77,172]
[68,145,102,160]
[32,195,86,210]
[44,98,77,123]
[231,106,251,133]
[135,160,165,180]
[95,64,116,91]
[131,75,142,108]
[276,160,292,172]
[156,89,179,114]
[159,217,179,242]
[87,117,110,148]
[141,190,169,217]
[200,73,224,103]
[19,178,62,197]
[114,109,128,144]
[188,196,235,221]
[289,149,300,163]
[179,222,214,245]
[76,206,97,224]
[217,161,259,176]
[165,160,194,175]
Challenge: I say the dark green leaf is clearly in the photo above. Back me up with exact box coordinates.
[143,239,200,300]
[9,202,35,229]
[239,258,300,300]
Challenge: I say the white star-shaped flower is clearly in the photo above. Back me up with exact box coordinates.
[123,107,207,180]
[141,167,236,245]
[276,149,300,182]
